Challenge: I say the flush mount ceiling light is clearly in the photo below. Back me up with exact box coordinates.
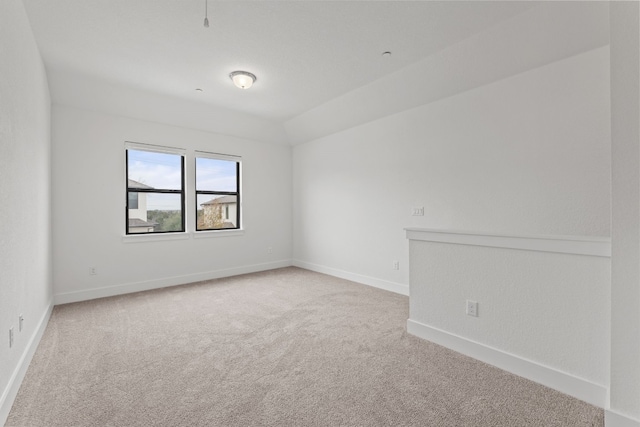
[229,71,256,89]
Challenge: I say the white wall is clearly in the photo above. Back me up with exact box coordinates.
[409,243,609,384]
[0,0,52,423]
[0,0,622,422]
[609,2,640,425]
[407,236,610,406]
[52,105,292,303]
[293,45,611,292]
[291,3,612,413]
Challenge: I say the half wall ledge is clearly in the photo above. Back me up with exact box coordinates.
[404,228,611,258]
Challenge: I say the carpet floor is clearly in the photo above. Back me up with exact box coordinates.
[7,267,603,426]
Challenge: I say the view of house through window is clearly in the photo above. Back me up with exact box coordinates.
[126,147,185,234]
[196,155,240,231]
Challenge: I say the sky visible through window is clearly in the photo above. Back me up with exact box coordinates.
[196,157,237,192]
[127,150,237,211]
[128,149,182,211]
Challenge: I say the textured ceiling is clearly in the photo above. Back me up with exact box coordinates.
[23,1,535,121]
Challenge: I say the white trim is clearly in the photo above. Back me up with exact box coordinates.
[293,259,409,296]
[122,232,190,243]
[606,410,640,427]
[0,300,53,426]
[125,141,185,155]
[194,150,242,162]
[53,260,292,305]
[406,319,607,408]
[405,228,611,257]
[192,229,244,239]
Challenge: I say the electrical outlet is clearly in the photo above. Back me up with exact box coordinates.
[412,207,425,216]
[9,327,14,348]
[267,247,273,254]
[466,300,478,317]
[392,261,399,270]
[19,314,24,332]
[90,267,97,275]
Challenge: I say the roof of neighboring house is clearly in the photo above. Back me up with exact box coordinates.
[201,195,237,206]
[128,218,158,227]
[128,179,154,189]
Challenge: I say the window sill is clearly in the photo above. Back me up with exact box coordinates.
[192,229,244,239]
[121,229,244,242]
[122,232,190,243]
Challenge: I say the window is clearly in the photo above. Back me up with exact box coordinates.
[195,153,241,231]
[126,144,185,234]
[128,192,139,210]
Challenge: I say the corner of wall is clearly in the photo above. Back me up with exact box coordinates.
[0,301,53,426]
[293,260,409,296]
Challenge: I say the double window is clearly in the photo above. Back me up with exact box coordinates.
[125,143,240,235]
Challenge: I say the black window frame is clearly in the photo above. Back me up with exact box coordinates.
[125,146,186,235]
[195,154,241,232]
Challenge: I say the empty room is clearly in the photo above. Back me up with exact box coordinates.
[2,1,640,426]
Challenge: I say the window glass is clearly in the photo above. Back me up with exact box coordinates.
[126,148,185,234]
[197,195,237,230]
[128,192,139,210]
[195,157,237,192]
[128,150,183,190]
[144,194,184,233]
[195,156,240,231]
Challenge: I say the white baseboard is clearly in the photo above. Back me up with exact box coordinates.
[54,260,293,305]
[0,300,53,426]
[292,259,409,296]
[407,319,607,408]
[606,410,640,427]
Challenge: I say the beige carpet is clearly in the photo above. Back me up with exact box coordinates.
[7,267,603,426]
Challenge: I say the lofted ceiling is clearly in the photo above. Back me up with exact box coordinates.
[23,1,536,123]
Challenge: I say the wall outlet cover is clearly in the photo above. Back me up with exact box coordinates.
[466,300,478,317]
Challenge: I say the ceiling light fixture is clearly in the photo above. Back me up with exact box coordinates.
[203,0,209,28]
[229,71,256,89]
